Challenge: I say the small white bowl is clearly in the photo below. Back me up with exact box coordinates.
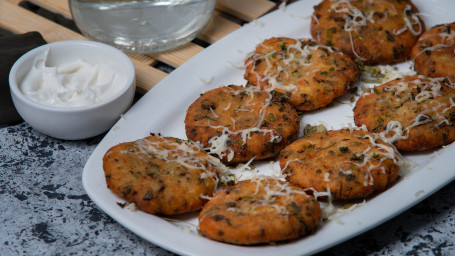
[9,40,136,140]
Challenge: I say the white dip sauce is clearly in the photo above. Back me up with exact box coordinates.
[20,49,126,108]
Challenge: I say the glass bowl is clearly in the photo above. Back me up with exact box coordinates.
[69,0,216,53]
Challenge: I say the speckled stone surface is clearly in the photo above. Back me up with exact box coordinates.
[1,122,454,256]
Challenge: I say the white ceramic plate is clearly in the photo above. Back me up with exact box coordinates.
[82,1,455,255]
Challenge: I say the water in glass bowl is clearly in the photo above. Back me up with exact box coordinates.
[69,0,216,53]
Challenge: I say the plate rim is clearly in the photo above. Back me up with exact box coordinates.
[82,1,455,255]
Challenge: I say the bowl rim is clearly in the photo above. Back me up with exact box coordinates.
[9,40,136,113]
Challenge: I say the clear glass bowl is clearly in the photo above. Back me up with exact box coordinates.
[69,0,216,53]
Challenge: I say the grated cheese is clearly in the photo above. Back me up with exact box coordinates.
[120,134,233,194]
[278,1,287,12]
[199,75,214,85]
[202,85,284,162]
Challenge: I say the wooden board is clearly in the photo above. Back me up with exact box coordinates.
[1,0,277,93]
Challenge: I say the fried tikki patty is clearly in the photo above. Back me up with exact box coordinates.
[103,135,222,215]
[311,0,424,65]
[244,37,358,111]
[411,22,455,79]
[279,129,400,200]
[185,85,299,163]
[354,76,455,151]
[198,177,321,245]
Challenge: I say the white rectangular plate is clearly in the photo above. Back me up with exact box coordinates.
[82,1,455,255]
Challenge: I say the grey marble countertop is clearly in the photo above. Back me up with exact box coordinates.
[1,122,454,256]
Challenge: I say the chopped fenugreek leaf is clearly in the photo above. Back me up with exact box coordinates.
[268,113,276,121]
[288,201,301,213]
[326,27,337,46]
[205,116,216,121]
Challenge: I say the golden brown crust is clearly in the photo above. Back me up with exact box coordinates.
[354,76,455,151]
[311,0,424,65]
[185,85,300,163]
[244,37,358,111]
[103,135,220,215]
[411,22,455,79]
[198,178,321,245]
[279,129,400,200]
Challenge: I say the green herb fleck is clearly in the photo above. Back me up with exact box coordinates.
[205,116,216,121]
[268,113,276,121]
[326,27,337,46]
[288,201,301,213]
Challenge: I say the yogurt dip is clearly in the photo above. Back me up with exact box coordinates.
[20,48,126,108]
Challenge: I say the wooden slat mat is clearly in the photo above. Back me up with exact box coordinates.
[0,0,278,93]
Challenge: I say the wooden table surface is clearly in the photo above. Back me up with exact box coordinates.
[0,0,278,93]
